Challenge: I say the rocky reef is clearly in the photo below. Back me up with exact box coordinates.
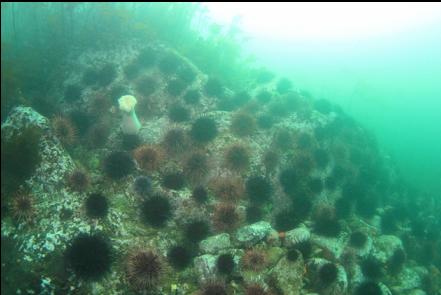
[2,40,440,295]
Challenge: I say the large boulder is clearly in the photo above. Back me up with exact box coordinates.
[200,233,231,254]
[235,221,274,247]
[1,106,75,192]
[194,254,217,282]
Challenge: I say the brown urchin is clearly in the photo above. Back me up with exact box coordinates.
[262,150,280,173]
[183,151,210,185]
[199,280,228,295]
[230,112,257,137]
[126,249,165,291]
[209,177,244,203]
[133,144,164,172]
[67,169,90,192]
[89,93,112,114]
[242,249,267,272]
[161,127,188,156]
[11,192,36,223]
[245,283,269,295]
[213,203,241,232]
[292,152,315,177]
[223,143,250,173]
[52,115,77,146]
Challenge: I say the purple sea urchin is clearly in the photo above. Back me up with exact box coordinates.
[133,176,153,197]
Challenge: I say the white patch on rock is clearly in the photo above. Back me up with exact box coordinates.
[235,221,273,247]
[311,233,347,259]
[194,254,217,282]
[199,233,231,254]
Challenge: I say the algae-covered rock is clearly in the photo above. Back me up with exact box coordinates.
[407,290,427,295]
[268,256,304,295]
[266,247,285,267]
[372,235,403,263]
[311,233,347,260]
[194,254,217,282]
[379,283,393,295]
[390,266,428,294]
[1,106,75,191]
[235,221,273,246]
[199,233,231,254]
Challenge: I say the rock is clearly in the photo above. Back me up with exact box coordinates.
[379,283,393,295]
[311,233,347,260]
[2,106,48,130]
[199,233,231,254]
[333,265,349,294]
[138,117,167,143]
[390,267,428,294]
[269,256,304,295]
[372,235,403,263]
[351,264,364,286]
[194,254,217,282]
[1,106,75,191]
[235,221,273,247]
[407,290,427,295]
[266,247,286,268]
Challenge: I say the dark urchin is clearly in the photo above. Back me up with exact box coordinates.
[184,219,210,243]
[102,151,134,179]
[167,245,193,270]
[216,253,235,275]
[65,233,112,281]
[141,193,173,227]
[318,263,338,287]
[245,176,272,205]
[85,193,109,219]
[190,117,218,144]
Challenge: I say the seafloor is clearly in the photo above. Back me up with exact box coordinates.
[1,41,440,295]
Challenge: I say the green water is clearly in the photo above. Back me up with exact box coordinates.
[245,25,441,195]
